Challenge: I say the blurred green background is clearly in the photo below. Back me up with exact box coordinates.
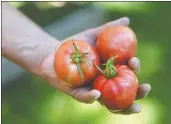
[2,2,171,124]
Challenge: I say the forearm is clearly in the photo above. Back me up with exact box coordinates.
[2,3,60,76]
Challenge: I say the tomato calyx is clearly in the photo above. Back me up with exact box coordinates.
[71,42,90,84]
[94,56,118,79]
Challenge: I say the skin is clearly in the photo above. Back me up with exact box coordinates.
[54,40,101,88]
[2,2,151,114]
[96,26,137,64]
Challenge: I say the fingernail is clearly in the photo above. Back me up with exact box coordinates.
[94,95,100,99]
[144,92,149,98]
[90,90,101,99]
[87,90,101,104]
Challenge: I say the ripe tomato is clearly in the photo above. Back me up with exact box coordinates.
[54,40,101,88]
[93,57,138,111]
[96,26,137,64]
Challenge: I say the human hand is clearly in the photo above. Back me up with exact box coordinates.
[40,17,151,114]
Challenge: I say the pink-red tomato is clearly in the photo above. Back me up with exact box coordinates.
[96,26,137,64]
[93,65,138,111]
[54,40,101,88]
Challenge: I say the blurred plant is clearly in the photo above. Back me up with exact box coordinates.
[35,93,165,124]
[137,41,164,81]
[9,1,26,8]
[34,2,67,10]
[93,2,153,13]
[101,98,165,124]
[9,2,67,9]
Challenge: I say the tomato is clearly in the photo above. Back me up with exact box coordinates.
[96,26,137,64]
[93,57,138,112]
[54,40,101,88]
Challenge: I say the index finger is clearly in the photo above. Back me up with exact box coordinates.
[87,17,130,38]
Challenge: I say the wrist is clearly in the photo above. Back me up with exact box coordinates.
[3,34,61,78]
[29,38,61,78]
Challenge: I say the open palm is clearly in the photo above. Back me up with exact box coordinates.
[40,17,151,114]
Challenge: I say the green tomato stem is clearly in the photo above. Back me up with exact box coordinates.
[71,42,91,84]
[73,42,79,53]
[94,56,118,79]
[76,62,83,84]
[94,61,105,74]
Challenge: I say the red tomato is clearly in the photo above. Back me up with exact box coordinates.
[96,26,137,64]
[54,40,101,88]
[93,59,138,111]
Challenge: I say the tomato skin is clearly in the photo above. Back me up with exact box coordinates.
[54,40,101,88]
[93,65,138,111]
[96,26,137,64]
